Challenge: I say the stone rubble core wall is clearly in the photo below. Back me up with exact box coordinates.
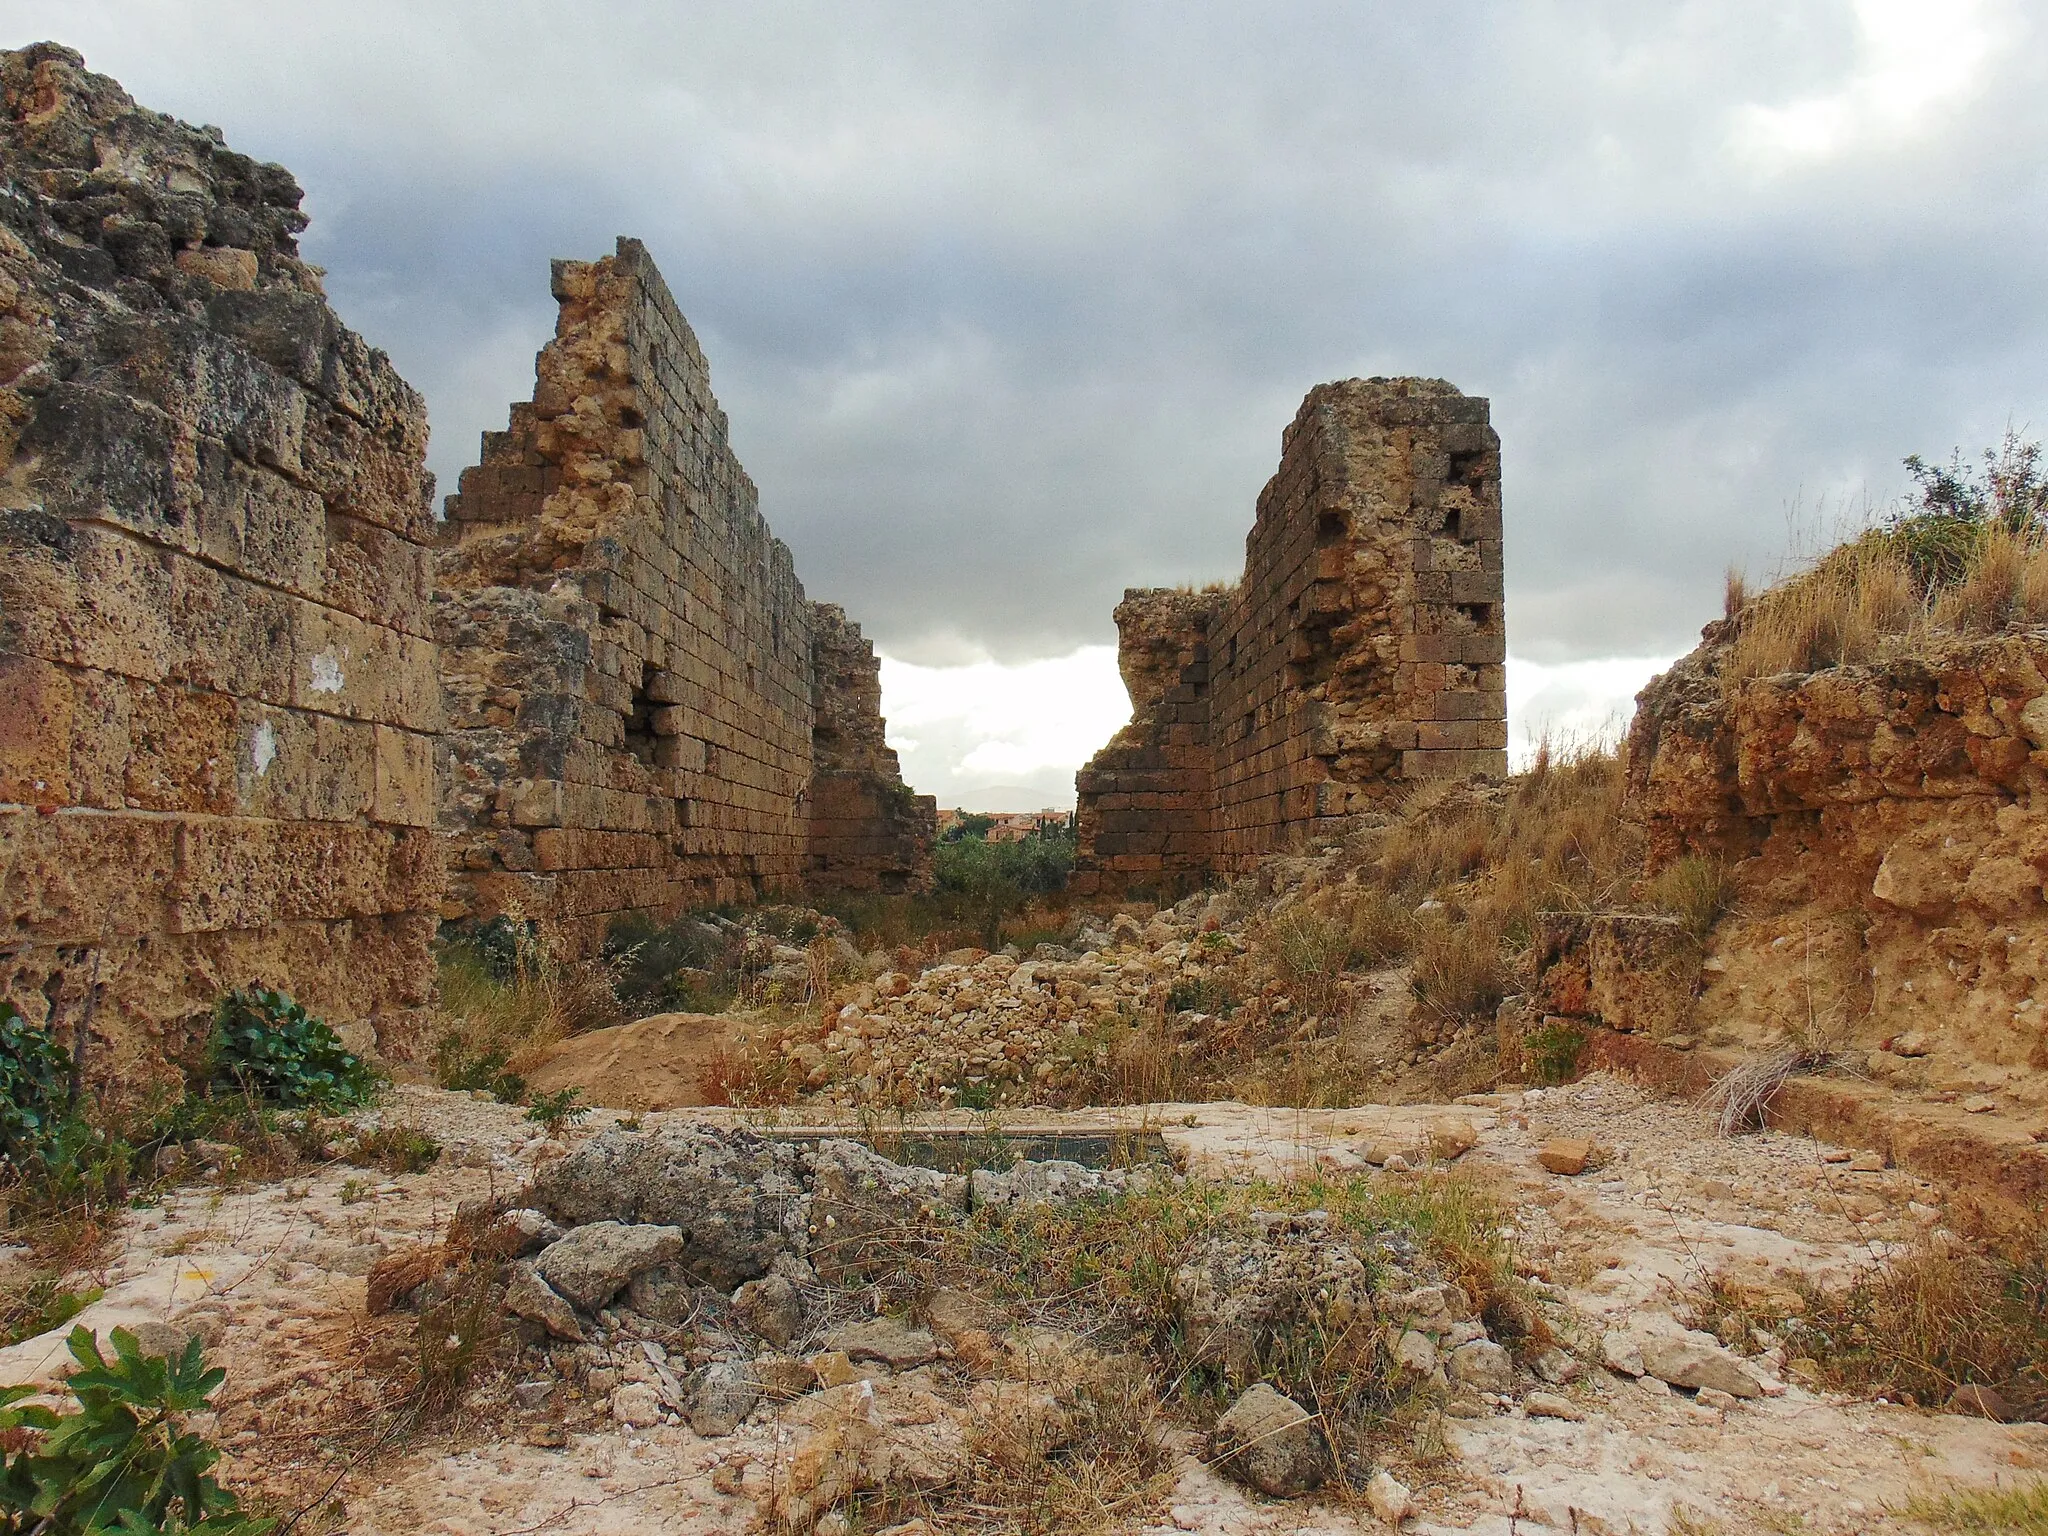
[435,239,932,955]
[1073,378,1507,895]
[1618,624,2048,1078]
[0,44,442,1098]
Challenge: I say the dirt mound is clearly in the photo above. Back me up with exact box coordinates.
[527,1012,757,1111]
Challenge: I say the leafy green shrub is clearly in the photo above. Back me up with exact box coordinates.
[0,1325,273,1534]
[1523,1017,1588,1086]
[525,1088,588,1136]
[207,988,374,1111]
[934,823,1076,948]
[0,1003,73,1165]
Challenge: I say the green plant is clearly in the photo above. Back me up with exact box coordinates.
[0,1279,103,1350]
[0,1325,273,1534]
[206,989,374,1111]
[338,1179,370,1206]
[0,1004,73,1166]
[431,1036,526,1105]
[525,1088,588,1136]
[346,1124,441,1176]
[1523,1017,1588,1086]
[934,824,1076,949]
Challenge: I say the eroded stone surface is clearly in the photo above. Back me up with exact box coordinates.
[1073,378,1506,894]
[0,42,440,1097]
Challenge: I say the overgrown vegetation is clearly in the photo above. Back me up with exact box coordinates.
[433,913,626,1105]
[1726,430,2048,683]
[1690,1235,2048,1418]
[0,1326,272,1534]
[914,1168,1526,1492]
[207,989,374,1111]
[932,817,1077,950]
[1904,1477,2048,1535]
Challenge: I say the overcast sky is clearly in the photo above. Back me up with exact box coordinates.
[16,2,2047,805]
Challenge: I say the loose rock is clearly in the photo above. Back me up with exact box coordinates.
[1210,1384,1330,1497]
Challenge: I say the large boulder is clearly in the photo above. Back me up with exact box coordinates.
[534,1221,684,1312]
[803,1138,967,1281]
[1209,1384,1330,1497]
[1636,1329,1762,1399]
[530,1127,807,1290]
[1171,1222,1373,1387]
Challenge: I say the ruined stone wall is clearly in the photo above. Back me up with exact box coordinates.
[0,45,441,1094]
[806,604,937,894]
[436,239,931,951]
[1070,589,1221,894]
[1074,378,1506,894]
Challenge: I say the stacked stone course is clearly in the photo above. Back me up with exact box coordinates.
[1074,378,1506,894]
[435,239,932,953]
[806,604,938,894]
[0,44,441,1095]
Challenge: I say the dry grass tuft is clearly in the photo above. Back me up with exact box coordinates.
[1701,1047,1824,1136]
[1725,512,2048,686]
[1905,1477,2048,1534]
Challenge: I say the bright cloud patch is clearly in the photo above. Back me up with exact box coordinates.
[879,646,1130,811]
[1507,653,1677,767]
[880,644,1674,807]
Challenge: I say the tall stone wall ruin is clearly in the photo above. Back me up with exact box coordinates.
[0,45,442,1095]
[1074,377,1506,894]
[436,239,933,953]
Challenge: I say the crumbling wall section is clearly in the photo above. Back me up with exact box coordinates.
[0,44,441,1096]
[1074,378,1506,892]
[805,604,936,894]
[436,239,930,950]
[1069,589,1221,896]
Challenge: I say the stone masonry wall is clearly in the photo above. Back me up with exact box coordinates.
[806,603,937,894]
[436,239,930,953]
[1074,378,1506,894]
[0,45,442,1097]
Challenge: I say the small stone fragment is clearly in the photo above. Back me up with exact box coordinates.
[1948,1384,2013,1421]
[1210,1384,1330,1497]
[1365,1469,1416,1522]
[504,1262,585,1342]
[689,1361,761,1437]
[1523,1390,1584,1421]
[1393,1329,1439,1376]
[1538,1138,1598,1175]
[1695,1386,1738,1411]
[1848,1150,1887,1173]
[1637,1330,1762,1399]
[612,1382,663,1427]
[1531,1346,1581,1385]
[1449,1339,1514,1394]
[732,1273,803,1348]
[831,1318,939,1370]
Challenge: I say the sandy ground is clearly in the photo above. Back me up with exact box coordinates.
[2,1077,2040,1535]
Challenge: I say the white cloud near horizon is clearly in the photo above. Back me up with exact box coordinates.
[881,647,1675,810]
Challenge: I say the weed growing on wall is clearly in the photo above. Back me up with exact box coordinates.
[207,988,375,1111]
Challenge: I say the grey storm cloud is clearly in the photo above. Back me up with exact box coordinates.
[13,0,2048,665]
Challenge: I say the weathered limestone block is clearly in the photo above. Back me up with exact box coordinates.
[0,43,441,1102]
[1075,379,1507,892]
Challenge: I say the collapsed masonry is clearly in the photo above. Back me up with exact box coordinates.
[1072,378,1507,895]
[0,44,442,1097]
[0,48,932,1085]
[435,239,934,957]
